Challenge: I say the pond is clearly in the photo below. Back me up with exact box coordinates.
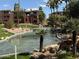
[0,30,58,56]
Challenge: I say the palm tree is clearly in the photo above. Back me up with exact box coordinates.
[72,30,77,56]
[36,29,46,52]
[47,0,55,14]
[61,0,70,11]
[47,0,61,13]
[54,0,60,12]
[64,0,69,6]
[47,0,59,28]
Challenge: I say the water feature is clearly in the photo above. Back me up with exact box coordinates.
[0,30,58,56]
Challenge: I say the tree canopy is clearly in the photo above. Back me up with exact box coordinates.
[66,0,79,18]
[38,7,45,24]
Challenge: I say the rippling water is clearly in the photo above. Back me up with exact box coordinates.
[0,31,58,56]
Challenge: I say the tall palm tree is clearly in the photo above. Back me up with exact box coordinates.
[64,0,69,6]
[36,29,46,52]
[54,0,60,12]
[61,0,69,10]
[47,0,61,13]
[47,0,61,28]
[47,0,55,15]
[72,30,77,56]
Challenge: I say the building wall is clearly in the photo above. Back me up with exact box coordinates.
[0,10,10,24]
[0,10,39,24]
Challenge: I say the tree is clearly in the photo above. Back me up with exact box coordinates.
[15,11,24,27]
[5,18,14,29]
[36,29,46,52]
[48,13,68,28]
[38,7,45,24]
[61,19,79,56]
[54,0,61,12]
[66,0,79,18]
[4,12,14,29]
[72,31,77,56]
[62,0,69,5]
[47,0,60,14]
[47,0,62,28]
[62,19,79,33]
[63,1,79,56]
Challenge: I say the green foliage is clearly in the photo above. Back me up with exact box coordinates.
[62,19,79,33]
[4,19,14,29]
[14,3,20,11]
[0,25,13,40]
[48,14,68,27]
[39,7,45,23]
[0,20,3,24]
[47,0,55,9]
[1,55,30,59]
[35,29,47,35]
[66,0,79,18]
[57,53,75,59]
[47,0,60,9]
[18,24,39,29]
[39,7,42,11]
[61,0,79,33]
[15,11,24,21]
[47,0,61,13]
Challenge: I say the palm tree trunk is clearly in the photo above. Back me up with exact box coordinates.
[72,30,77,56]
[39,35,44,52]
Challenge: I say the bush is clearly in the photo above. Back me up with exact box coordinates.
[18,24,38,29]
[57,53,75,59]
[4,19,15,29]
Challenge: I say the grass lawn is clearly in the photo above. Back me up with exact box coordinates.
[0,24,14,40]
[1,55,30,59]
[18,23,39,29]
[0,23,39,40]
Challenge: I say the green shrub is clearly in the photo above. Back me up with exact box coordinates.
[19,24,38,29]
[57,53,75,59]
[4,19,15,29]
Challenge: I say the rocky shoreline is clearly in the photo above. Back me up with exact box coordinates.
[30,44,59,59]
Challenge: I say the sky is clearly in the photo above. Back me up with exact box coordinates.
[0,0,66,18]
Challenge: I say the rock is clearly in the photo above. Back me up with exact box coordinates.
[33,49,39,52]
[30,51,56,59]
[31,52,43,59]
[43,51,50,56]
[44,44,59,53]
[30,44,59,59]
[47,47,56,53]
[42,49,47,53]
[38,54,46,59]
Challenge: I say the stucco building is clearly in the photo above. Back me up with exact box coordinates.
[0,3,39,24]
